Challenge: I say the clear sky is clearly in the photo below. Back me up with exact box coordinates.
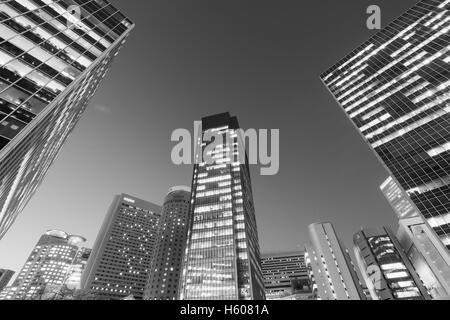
[0,0,419,280]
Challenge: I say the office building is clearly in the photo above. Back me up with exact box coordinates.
[305,222,366,300]
[0,0,134,239]
[180,112,265,300]
[321,0,450,250]
[81,194,161,300]
[397,216,450,299]
[380,176,450,298]
[354,227,431,300]
[0,269,14,291]
[261,252,313,300]
[1,230,86,300]
[144,186,191,300]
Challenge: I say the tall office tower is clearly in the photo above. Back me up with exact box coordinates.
[261,252,313,300]
[321,0,450,250]
[0,1,134,240]
[144,186,191,300]
[1,230,86,300]
[305,222,366,300]
[354,227,431,300]
[0,269,14,291]
[397,216,450,299]
[380,176,450,298]
[180,112,265,300]
[81,194,161,300]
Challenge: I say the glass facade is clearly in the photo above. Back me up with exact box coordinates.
[354,227,431,300]
[261,252,313,300]
[81,194,161,300]
[0,0,133,239]
[0,230,87,300]
[145,186,191,300]
[397,216,450,298]
[321,0,450,250]
[180,112,265,300]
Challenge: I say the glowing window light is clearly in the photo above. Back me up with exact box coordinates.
[396,281,415,288]
[427,142,450,158]
[385,271,409,279]
[380,262,406,271]
[394,290,420,298]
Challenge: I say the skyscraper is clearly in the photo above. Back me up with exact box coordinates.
[380,176,450,298]
[353,227,431,300]
[0,0,134,239]
[321,0,450,250]
[81,194,161,300]
[0,230,86,300]
[261,252,313,300]
[0,269,14,291]
[305,222,366,300]
[397,216,450,299]
[144,186,191,300]
[180,112,265,300]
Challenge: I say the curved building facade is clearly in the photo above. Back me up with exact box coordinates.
[144,186,191,300]
[353,227,431,300]
[0,230,87,300]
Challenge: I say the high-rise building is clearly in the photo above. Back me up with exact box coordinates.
[0,269,14,291]
[0,230,86,300]
[180,112,265,300]
[81,194,161,300]
[305,222,366,300]
[380,176,450,299]
[353,227,431,300]
[0,0,134,240]
[397,216,450,299]
[144,186,191,300]
[321,0,450,250]
[261,252,313,300]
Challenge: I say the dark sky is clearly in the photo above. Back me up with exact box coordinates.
[0,0,419,274]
